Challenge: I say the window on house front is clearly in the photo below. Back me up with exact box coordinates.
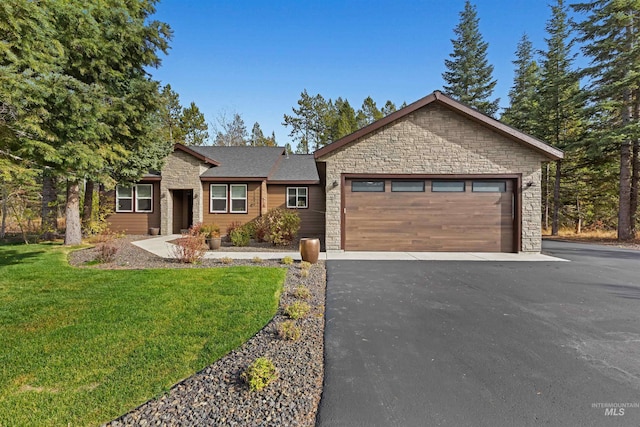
[135,184,153,212]
[287,187,308,208]
[230,184,247,213]
[116,186,133,212]
[431,181,465,192]
[210,184,228,213]
[116,184,153,213]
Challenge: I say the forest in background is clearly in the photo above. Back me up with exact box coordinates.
[1,0,639,243]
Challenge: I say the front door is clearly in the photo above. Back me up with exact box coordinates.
[172,189,193,234]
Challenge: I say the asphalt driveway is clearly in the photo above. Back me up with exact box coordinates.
[316,240,640,427]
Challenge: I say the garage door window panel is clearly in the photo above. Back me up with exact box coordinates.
[352,181,385,192]
[391,181,425,192]
[472,181,507,192]
[431,181,465,192]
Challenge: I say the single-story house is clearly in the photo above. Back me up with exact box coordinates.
[107,91,563,253]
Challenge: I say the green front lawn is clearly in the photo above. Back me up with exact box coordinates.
[0,243,285,426]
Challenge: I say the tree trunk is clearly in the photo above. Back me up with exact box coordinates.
[631,97,639,237]
[82,179,94,231]
[551,160,561,236]
[575,196,582,234]
[64,180,83,245]
[0,184,7,239]
[41,170,58,233]
[619,89,634,241]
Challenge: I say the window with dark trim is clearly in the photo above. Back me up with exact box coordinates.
[210,184,248,213]
[135,184,153,212]
[230,184,247,213]
[210,184,227,213]
[351,181,385,192]
[472,181,507,193]
[116,184,153,213]
[391,181,425,192]
[287,187,308,208]
[431,181,465,192]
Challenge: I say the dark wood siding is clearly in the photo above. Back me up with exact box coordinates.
[344,178,514,252]
[107,181,161,235]
[267,185,325,238]
[201,182,262,234]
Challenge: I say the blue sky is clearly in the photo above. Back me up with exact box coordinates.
[149,0,578,146]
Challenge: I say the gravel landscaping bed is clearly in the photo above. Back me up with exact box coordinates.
[69,237,325,426]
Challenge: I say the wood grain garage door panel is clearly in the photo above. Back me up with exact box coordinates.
[345,179,514,252]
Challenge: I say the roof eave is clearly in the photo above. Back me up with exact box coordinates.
[174,143,221,166]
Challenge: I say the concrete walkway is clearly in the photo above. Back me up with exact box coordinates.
[133,235,568,262]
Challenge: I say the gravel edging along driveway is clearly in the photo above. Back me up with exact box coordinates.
[70,237,325,426]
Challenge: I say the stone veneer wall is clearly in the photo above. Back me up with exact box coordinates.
[317,103,549,253]
[160,150,208,235]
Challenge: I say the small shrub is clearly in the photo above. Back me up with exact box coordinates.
[252,256,264,264]
[263,208,300,246]
[242,221,257,239]
[220,257,234,264]
[284,301,310,320]
[226,221,243,240]
[171,234,207,263]
[253,216,269,242]
[293,285,311,300]
[281,256,294,265]
[241,357,278,392]
[201,223,221,238]
[188,222,204,236]
[277,320,301,341]
[230,227,250,247]
[299,261,311,270]
[300,269,310,278]
[95,242,118,263]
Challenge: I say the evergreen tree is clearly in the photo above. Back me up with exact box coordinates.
[572,0,640,239]
[181,102,209,146]
[329,98,358,141]
[381,100,397,116]
[357,96,383,128]
[2,0,172,244]
[501,34,541,135]
[249,122,276,146]
[442,0,499,116]
[283,90,330,153]
[538,0,583,235]
[159,84,184,144]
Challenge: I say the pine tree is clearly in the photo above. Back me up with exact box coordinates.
[572,0,640,240]
[442,0,499,116]
[181,102,209,146]
[214,112,248,146]
[502,34,541,135]
[283,90,330,153]
[538,0,583,235]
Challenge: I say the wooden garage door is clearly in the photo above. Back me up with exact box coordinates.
[344,178,515,252]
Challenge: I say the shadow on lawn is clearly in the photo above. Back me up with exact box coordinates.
[0,244,47,267]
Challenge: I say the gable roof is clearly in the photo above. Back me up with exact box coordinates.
[269,154,319,183]
[174,143,220,165]
[186,146,319,183]
[314,91,564,161]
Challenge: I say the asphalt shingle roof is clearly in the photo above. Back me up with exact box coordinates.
[192,146,283,178]
[189,146,319,182]
[269,154,319,182]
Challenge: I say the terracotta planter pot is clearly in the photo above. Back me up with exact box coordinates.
[208,237,222,250]
[299,238,320,264]
[149,227,160,236]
